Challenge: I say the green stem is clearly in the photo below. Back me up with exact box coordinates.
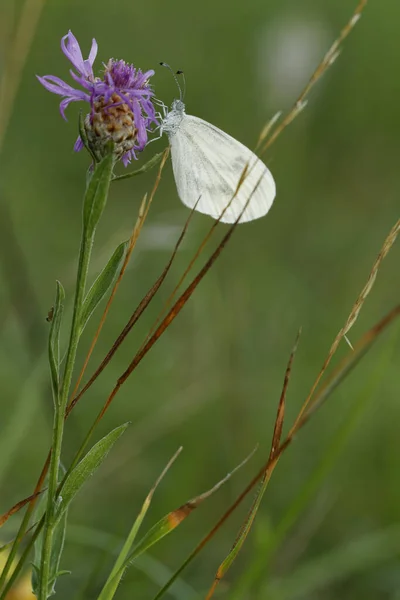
[0,501,36,594]
[0,518,44,598]
[37,232,93,600]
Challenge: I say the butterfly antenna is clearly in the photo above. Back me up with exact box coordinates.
[160,61,183,101]
[176,70,186,100]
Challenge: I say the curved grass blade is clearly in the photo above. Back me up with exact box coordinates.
[0,491,42,528]
[97,447,183,600]
[205,332,300,599]
[67,524,198,600]
[80,240,128,332]
[125,446,257,570]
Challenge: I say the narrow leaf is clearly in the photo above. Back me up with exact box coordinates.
[83,151,115,236]
[31,563,40,592]
[269,329,301,459]
[112,152,165,182]
[48,509,68,595]
[55,423,129,523]
[48,280,65,404]
[98,447,183,600]
[127,447,257,565]
[0,491,42,527]
[32,510,68,597]
[78,111,97,164]
[80,241,128,332]
[206,335,300,599]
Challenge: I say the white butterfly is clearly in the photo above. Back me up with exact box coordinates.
[160,98,276,223]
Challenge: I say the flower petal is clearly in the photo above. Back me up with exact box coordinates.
[88,38,98,66]
[135,69,155,88]
[69,68,95,91]
[61,31,86,75]
[36,74,86,98]
[59,96,84,120]
[132,99,147,149]
[74,136,84,152]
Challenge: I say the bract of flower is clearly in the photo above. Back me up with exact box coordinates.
[37,31,158,165]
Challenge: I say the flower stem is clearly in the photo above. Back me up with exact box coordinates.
[37,231,93,600]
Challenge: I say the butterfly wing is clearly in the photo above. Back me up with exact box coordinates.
[169,115,276,223]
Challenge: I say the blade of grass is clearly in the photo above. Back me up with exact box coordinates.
[289,217,400,437]
[260,0,368,156]
[97,447,183,600]
[67,524,199,600]
[0,517,43,598]
[127,445,257,566]
[205,332,300,599]
[0,492,43,529]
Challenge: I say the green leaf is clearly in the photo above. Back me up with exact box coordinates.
[31,563,40,592]
[80,240,128,332]
[78,111,97,164]
[48,281,65,404]
[112,152,165,182]
[97,448,182,600]
[48,508,68,595]
[55,423,129,523]
[131,448,256,566]
[205,333,300,600]
[83,151,115,236]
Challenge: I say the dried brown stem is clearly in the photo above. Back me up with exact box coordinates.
[260,0,368,155]
[67,148,169,414]
[289,218,400,437]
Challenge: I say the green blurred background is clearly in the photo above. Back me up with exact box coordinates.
[1,0,399,598]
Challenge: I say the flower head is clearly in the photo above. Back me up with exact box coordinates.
[37,31,158,165]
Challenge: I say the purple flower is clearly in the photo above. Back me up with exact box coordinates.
[37,31,158,165]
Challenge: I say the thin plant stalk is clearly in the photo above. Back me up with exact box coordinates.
[37,148,116,597]
[37,232,93,599]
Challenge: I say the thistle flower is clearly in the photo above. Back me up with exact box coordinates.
[37,31,158,165]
